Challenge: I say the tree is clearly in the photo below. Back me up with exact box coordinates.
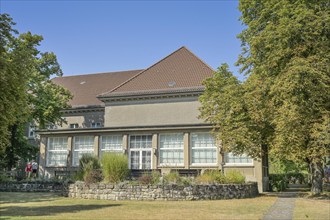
[0,14,72,169]
[200,1,329,194]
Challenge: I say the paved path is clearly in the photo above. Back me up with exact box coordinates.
[262,184,310,220]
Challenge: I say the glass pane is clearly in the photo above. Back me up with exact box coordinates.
[130,151,140,169]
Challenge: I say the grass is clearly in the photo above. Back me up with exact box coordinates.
[0,192,276,220]
[294,198,330,220]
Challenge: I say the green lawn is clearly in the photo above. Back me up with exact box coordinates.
[0,192,276,220]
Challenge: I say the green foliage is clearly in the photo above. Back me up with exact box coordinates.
[0,14,72,169]
[225,170,246,184]
[163,171,181,184]
[101,153,130,183]
[75,154,101,182]
[269,174,288,192]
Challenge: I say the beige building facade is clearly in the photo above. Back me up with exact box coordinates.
[38,47,269,192]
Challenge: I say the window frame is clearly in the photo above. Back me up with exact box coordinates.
[46,137,68,167]
[224,152,253,166]
[99,135,123,157]
[190,132,217,166]
[72,136,95,167]
[129,134,152,170]
[158,133,184,167]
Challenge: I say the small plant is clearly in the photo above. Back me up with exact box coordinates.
[101,153,130,183]
[84,169,103,184]
[138,174,153,185]
[225,170,245,184]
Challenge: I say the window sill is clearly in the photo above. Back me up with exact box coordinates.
[224,164,254,168]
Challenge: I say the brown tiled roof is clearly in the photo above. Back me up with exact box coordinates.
[98,47,214,98]
[52,70,142,107]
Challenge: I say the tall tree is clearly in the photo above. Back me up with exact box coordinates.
[200,0,329,194]
[0,14,72,169]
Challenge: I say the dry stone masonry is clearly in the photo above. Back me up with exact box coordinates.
[68,181,258,201]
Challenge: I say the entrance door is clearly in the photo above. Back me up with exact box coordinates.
[129,135,152,169]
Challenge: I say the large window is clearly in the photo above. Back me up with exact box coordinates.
[191,133,217,165]
[159,133,184,166]
[100,135,123,157]
[72,136,94,166]
[225,153,253,164]
[47,137,68,166]
[129,135,152,169]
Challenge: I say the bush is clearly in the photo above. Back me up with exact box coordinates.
[75,154,101,182]
[195,170,226,184]
[138,171,161,185]
[225,170,245,184]
[164,171,181,184]
[101,153,130,183]
[84,169,103,184]
[269,174,288,192]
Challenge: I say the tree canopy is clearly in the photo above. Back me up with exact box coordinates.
[0,14,72,168]
[200,0,330,193]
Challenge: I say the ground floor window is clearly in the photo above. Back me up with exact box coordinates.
[47,137,68,166]
[191,133,217,165]
[100,135,123,157]
[159,133,184,166]
[129,135,152,169]
[72,136,94,166]
[225,152,253,164]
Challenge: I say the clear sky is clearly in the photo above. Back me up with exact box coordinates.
[1,0,245,80]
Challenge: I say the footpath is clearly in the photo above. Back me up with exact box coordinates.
[261,184,310,220]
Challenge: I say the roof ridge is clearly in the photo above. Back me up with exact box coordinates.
[183,47,215,72]
[53,69,144,79]
[98,46,196,97]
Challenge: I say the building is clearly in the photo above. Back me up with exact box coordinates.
[38,47,269,192]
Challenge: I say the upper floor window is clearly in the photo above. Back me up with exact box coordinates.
[69,123,79,129]
[225,153,253,165]
[191,133,217,165]
[159,133,184,166]
[91,122,101,128]
[47,137,68,167]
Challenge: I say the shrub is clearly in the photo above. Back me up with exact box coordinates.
[138,174,153,185]
[84,169,103,184]
[75,154,101,182]
[269,174,288,192]
[101,153,130,183]
[195,170,225,184]
[138,171,161,185]
[225,170,245,184]
[164,171,181,184]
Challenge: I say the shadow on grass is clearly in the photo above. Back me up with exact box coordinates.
[0,204,121,218]
[0,192,62,204]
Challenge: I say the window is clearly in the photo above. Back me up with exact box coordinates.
[72,136,94,166]
[100,135,123,157]
[91,122,101,128]
[191,133,217,165]
[70,123,79,129]
[129,135,152,169]
[159,133,184,166]
[225,153,253,164]
[28,125,37,138]
[47,137,68,166]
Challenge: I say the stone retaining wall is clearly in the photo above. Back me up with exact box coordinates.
[0,181,67,193]
[68,181,258,201]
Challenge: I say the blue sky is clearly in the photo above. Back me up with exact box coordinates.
[1,0,245,79]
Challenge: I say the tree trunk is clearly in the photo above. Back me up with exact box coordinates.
[310,161,323,194]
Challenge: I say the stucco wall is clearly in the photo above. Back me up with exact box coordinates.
[105,100,203,127]
[59,111,104,129]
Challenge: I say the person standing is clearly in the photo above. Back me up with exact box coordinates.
[31,160,38,178]
[25,161,32,179]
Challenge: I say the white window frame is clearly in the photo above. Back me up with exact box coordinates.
[224,152,253,166]
[46,137,68,167]
[72,136,94,167]
[159,133,184,167]
[129,134,152,170]
[190,132,217,166]
[99,135,123,157]
[70,123,79,129]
